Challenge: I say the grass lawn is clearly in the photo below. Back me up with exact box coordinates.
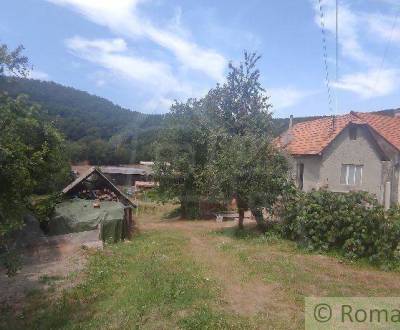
[3,204,400,329]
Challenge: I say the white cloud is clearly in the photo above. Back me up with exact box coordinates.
[65,36,206,112]
[268,87,313,112]
[365,13,400,44]
[333,68,398,98]
[28,69,50,80]
[95,79,106,87]
[143,97,174,113]
[314,0,377,66]
[312,0,400,99]
[65,36,184,94]
[48,0,227,81]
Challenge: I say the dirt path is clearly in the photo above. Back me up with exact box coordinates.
[139,215,291,318]
[0,230,101,311]
[138,209,400,328]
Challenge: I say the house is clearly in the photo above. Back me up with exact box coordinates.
[275,111,400,208]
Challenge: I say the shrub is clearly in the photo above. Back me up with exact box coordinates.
[29,194,61,223]
[280,190,400,265]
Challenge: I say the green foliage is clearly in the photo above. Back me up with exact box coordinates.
[201,135,291,222]
[197,52,290,228]
[0,94,70,240]
[29,194,61,223]
[280,189,400,265]
[0,43,30,77]
[154,98,211,218]
[205,52,273,136]
[155,52,290,225]
[0,77,165,164]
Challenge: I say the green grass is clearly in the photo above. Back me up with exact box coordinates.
[213,226,400,299]
[3,230,252,329]
[38,275,63,285]
[4,206,400,329]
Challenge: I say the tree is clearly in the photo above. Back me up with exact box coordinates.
[198,52,291,230]
[0,44,70,243]
[0,95,70,237]
[0,43,30,77]
[200,134,290,230]
[154,98,211,218]
[205,51,273,137]
[156,52,292,229]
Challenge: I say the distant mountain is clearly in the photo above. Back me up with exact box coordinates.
[0,77,165,164]
[0,77,164,141]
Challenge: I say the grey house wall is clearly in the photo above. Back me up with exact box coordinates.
[290,125,400,205]
[320,126,384,203]
[289,155,321,192]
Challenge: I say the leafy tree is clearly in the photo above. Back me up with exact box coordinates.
[0,43,30,77]
[205,52,273,136]
[198,52,291,229]
[154,98,211,218]
[156,52,291,228]
[0,44,70,242]
[0,95,70,239]
[200,134,290,229]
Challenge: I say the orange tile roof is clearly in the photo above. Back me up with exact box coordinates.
[275,111,400,155]
[355,112,400,151]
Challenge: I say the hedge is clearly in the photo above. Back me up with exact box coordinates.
[279,190,400,266]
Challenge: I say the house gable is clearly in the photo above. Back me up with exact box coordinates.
[319,125,385,201]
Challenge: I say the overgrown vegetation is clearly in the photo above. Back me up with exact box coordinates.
[279,190,400,268]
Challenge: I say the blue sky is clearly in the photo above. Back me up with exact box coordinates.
[1,0,399,117]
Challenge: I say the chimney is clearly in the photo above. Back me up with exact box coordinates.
[283,115,294,146]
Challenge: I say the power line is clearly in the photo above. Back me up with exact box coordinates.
[318,0,334,114]
[374,5,400,93]
[335,0,339,115]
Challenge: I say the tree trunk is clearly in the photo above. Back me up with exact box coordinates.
[251,208,267,232]
[180,200,186,218]
[238,208,245,230]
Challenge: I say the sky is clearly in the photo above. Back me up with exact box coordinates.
[1,0,399,117]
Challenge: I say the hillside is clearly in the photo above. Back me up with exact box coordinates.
[0,77,164,141]
[0,77,165,164]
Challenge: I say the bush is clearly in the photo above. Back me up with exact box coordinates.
[280,190,400,265]
[29,194,61,223]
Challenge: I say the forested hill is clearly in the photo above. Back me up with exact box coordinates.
[0,77,164,141]
[0,77,165,164]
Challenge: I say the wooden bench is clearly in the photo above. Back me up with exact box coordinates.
[214,212,239,223]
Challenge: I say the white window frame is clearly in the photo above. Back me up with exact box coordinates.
[341,164,363,185]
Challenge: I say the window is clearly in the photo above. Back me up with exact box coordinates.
[349,126,357,140]
[340,164,363,185]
